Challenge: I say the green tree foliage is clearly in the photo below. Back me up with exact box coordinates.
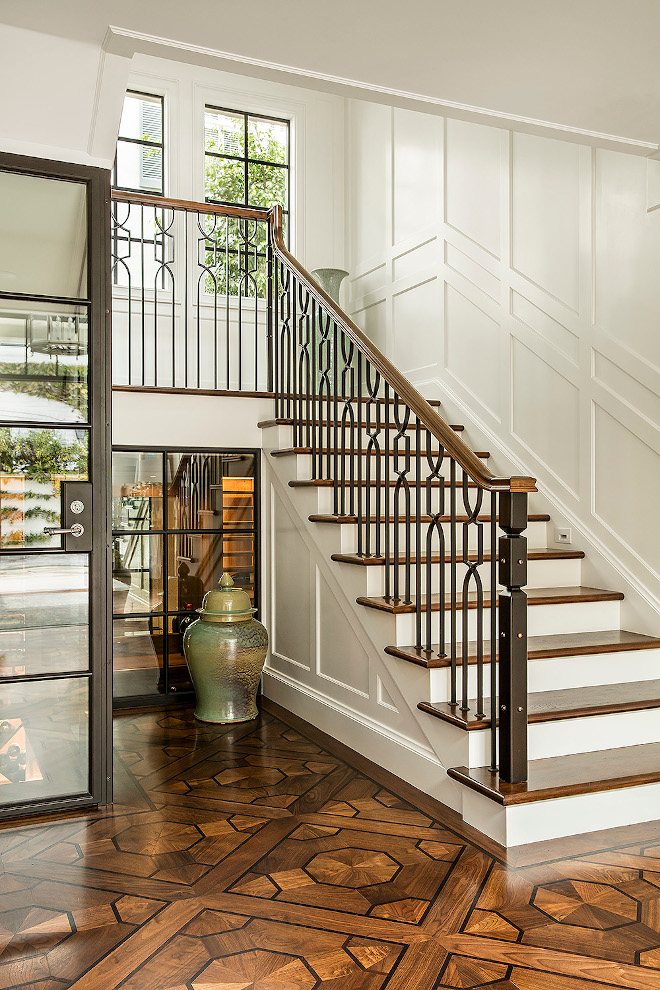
[202,124,286,296]
[0,361,87,416]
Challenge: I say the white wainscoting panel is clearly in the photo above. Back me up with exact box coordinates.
[316,567,370,696]
[345,98,660,624]
[511,132,581,312]
[271,486,312,670]
[511,337,580,494]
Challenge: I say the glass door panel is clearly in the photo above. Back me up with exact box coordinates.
[0,157,109,819]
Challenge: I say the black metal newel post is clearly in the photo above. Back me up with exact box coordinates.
[497,490,529,783]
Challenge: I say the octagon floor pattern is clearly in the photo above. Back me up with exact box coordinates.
[1,699,660,989]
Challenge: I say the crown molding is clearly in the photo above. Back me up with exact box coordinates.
[104,26,659,157]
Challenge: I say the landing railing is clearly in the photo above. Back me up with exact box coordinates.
[110,191,536,784]
[111,192,272,392]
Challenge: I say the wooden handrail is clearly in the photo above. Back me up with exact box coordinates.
[109,189,535,493]
[268,205,535,494]
[111,190,271,223]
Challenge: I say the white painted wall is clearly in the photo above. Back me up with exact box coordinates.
[345,101,660,631]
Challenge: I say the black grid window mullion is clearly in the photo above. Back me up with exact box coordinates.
[243,111,249,208]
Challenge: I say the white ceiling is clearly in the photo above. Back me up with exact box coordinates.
[2,0,660,159]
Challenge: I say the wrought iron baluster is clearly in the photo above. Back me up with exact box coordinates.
[415,418,423,651]
[296,282,312,450]
[392,395,412,603]
[338,330,355,517]
[356,353,364,556]
[461,473,484,716]
[450,458,457,703]
[424,431,446,655]
[364,363,382,556]
[490,498,498,770]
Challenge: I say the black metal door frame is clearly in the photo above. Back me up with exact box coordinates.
[0,151,112,818]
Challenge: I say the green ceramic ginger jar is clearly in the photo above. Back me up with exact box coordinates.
[183,573,268,723]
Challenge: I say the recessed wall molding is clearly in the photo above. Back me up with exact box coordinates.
[346,101,660,625]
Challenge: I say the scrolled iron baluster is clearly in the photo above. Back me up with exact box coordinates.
[196,212,221,390]
[338,329,355,517]
[153,206,175,388]
[424,430,446,655]
[391,394,411,603]
[278,262,292,420]
[364,362,382,556]
[450,457,457,703]
[490,498,498,770]
[461,473,484,717]
[296,281,312,450]
[317,305,333,482]
[111,202,133,385]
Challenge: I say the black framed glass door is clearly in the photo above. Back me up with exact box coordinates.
[0,153,111,818]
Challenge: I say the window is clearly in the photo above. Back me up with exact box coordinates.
[204,106,289,223]
[113,92,164,195]
[111,448,258,701]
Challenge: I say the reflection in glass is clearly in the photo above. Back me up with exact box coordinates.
[167,452,255,531]
[167,615,194,693]
[112,535,163,615]
[168,532,253,610]
[247,117,288,165]
[0,677,89,804]
[112,451,163,530]
[0,554,88,677]
[113,616,164,698]
[0,171,87,298]
[0,301,88,424]
[0,427,88,549]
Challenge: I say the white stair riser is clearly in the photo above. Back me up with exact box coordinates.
[364,557,582,597]
[393,599,621,644]
[463,780,660,847]
[467,706,660,766]
[337,520,549,553]
[315,486,547,518]
[427,647,660,698]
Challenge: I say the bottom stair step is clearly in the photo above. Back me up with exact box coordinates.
[448,739,660,805]
[418,678,660,729]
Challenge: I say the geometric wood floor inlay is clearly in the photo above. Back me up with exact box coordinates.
[1,698,660,989]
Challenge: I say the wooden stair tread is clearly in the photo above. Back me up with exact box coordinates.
[356,585,616,615]
[332,549,584,567]
[270,447,490,468]
[259,417,463,431]
[448,740,660,805]
[385,629,660,668]
[418,678,660,732]
[309,512,548,525]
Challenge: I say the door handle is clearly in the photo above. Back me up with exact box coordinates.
[44,523,85,538]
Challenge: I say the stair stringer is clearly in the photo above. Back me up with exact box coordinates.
[261,429,481,818]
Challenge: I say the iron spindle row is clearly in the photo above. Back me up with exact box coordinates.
[111,198,270,391]
[271,244,530,784]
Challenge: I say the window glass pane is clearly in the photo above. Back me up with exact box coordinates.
[113,617,164,698]
[0,427,88,549]
[0,677,89,804]
[247,117,287,164]
[167,615,194,693]
[0,171,87,299]
[247,162,287,209]
[115,142,163,195]
[0,554,88,677]
[112,534,163,615]
[205,156,244,206]
[0,301,88,424]
[112,451,163,530]
[167,452,255,531]
[204,109,243,156]
[118,93,163,143]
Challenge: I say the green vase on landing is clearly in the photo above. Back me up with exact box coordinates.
[182,573,268,723]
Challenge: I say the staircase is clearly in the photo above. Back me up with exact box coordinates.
[111,190,660,848]
[261,405,660,846]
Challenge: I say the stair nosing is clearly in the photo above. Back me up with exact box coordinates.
[357,585,621,615]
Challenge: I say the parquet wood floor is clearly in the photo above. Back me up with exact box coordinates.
[2,700,660,989]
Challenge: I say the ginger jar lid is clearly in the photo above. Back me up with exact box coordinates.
[197,573,256,623]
